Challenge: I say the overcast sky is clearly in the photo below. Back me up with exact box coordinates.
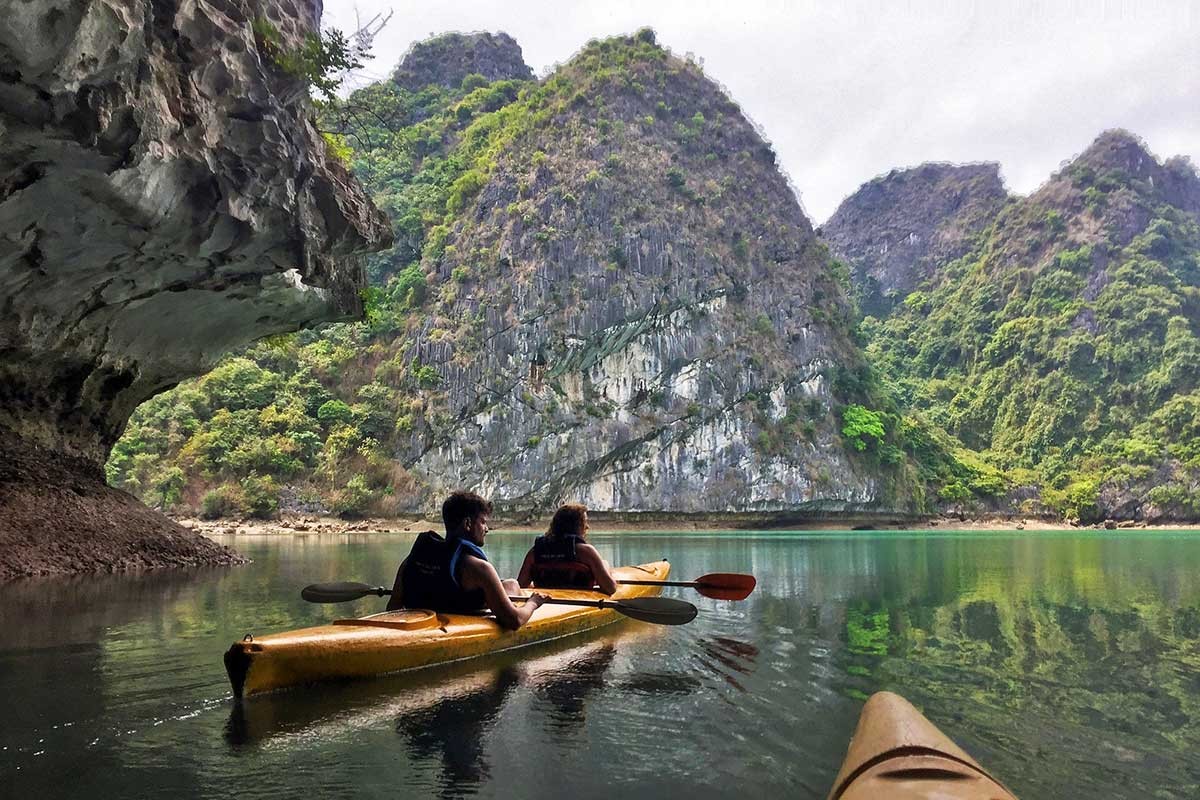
[324,0,1199,224]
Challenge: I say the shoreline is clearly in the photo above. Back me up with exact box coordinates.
[179,515,1200,537]
[0,439,243,581]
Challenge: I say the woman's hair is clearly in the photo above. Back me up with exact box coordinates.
[547,503,588,540]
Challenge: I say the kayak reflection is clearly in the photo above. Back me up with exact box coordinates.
[224,624,686,753]
[396,665,522,793]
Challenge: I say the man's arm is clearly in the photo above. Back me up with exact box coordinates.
[385,558,406,611]
[578,544,617,594]
[461,556,545,630]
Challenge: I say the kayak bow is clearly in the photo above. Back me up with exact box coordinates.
[828,691,1019,800]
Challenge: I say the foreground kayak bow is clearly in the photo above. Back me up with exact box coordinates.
[827,691,1019,799]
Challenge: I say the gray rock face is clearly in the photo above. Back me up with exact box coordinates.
[1032,129,1200,223]
[0,0,390,577]
[822,163,1009,316]
[0,0,391,463]
[392,32,533,93]
[992,130,1200,280]
[382,38,898,516]
[1074,130,1200,214]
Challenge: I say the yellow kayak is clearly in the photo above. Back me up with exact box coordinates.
[828,691,1019,799]
[224,560,669,698]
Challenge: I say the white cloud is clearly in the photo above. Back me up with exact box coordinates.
[324,0,1199,223]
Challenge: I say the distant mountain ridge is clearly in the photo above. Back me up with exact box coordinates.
[833,130,1200,521]
[105,32,1200,523]
[822,162,1010,316]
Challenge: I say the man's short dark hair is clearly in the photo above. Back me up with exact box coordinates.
[442,490,493,535]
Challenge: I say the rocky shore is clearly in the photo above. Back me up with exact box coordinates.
[0,0,388,582]
[179,513,1200,538]
[0,440,244,581]
[7,500,1192,582]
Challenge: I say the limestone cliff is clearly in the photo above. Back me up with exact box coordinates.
[391,32,533,93]
[385,33,893,515]
[0,0,391,577]
[821,163,1010,316]
[106,31,926,522]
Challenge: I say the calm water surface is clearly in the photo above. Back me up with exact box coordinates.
[3,530,1200,798]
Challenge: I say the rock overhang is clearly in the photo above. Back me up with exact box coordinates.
[0,0,392,462]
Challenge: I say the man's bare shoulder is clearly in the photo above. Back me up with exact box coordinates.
[460,552,499,580]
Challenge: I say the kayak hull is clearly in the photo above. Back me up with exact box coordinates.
[225,560,669,698]
[828,691,1019,800]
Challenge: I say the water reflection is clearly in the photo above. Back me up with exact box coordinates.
[615,671,703,696]
[222,628,698,797]
[815,539,1200,797]
[695,636,759,691]
[4,531,1200,799]
[529,644,616,733]
[396,666,521,795]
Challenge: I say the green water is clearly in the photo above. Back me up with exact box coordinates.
[3,530,1200,798]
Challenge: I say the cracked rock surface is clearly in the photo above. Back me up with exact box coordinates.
[378,37,894,516]
[822,163,1010,317]
[0,0,390,578]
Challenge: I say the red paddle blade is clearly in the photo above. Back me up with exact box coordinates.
[694,573,756,601]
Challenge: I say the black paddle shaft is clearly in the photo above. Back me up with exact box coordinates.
[510,595,628,608]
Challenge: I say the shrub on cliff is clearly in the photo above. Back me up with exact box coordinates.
[317,399,353,425]
[841,404,885,451]
[252,18,367,102]
[330,474,375,517]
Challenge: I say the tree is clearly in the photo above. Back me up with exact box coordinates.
[842,404,885,451]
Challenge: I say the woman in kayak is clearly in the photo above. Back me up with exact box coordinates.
[517,504,618,594]
[387,490,547,630]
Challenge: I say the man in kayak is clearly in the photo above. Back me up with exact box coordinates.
[387,490,547,630]
[517,503,618,594]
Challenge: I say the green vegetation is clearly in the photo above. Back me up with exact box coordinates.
[107,328,424,517]
[111,31,881,517]
[252,18,365,102]
[841,404,884,451]
[114,35,1193,523]
[860,162,1200,519]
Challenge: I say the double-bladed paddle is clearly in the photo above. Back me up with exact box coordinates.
[617,572,756,601]
[299,581,698,626]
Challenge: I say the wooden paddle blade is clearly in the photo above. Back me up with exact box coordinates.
[694,573,756,601]
[301,582,385,603]
[614,596,698,625]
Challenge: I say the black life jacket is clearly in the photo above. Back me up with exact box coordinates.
[530,534,595,588]
[401,530,488,613]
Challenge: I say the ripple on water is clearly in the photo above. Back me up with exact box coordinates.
[5,532,1200,799]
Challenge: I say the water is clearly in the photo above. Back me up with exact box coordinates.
[3,530,1200,799]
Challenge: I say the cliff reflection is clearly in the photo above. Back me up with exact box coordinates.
[809,535,1200,797]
